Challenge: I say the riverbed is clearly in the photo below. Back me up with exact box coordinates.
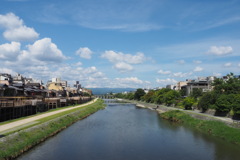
[18,100,239,160]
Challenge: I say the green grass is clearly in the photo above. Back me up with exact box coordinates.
[0,99,106,159]
[160,110,240,145]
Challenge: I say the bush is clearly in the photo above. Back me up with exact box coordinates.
[215,94,235,113]
[198,92,217,112]
[183,97,195,110]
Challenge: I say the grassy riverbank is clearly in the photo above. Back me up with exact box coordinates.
[0,99,106,160]
[160,110,240,145]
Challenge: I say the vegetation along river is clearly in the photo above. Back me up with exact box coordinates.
[18,100,239,160]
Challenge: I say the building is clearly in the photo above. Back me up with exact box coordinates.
[166,84,176,90]
[175,81,189,90]
[0,73,12,85]
[186,76,216,96]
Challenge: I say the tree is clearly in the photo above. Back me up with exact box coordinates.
[183,97,195,110]
[163,90,180,106]
[134,88,145,100]
[142,90,155,103]
[215,94,235,113]
[190,88,202,99]
[232,94,240,115]
[198,91,217,112]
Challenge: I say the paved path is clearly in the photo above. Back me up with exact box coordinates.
[129,100,239,126]
[0,99,97,134]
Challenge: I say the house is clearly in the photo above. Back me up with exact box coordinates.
[0,73,12,85]
[186,76,216,96]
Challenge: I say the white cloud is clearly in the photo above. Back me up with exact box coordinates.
[172,72,193,77]
[3,26,39,42]
[76,47,93,59]
[213,72,222,77]
[0,41,21,60]
[193,66,203,72]
[238,63,240,67]
[207,46,233,55]
[0,13,39,41]
[177,59,185,64]
[20,38,66,63]
[0,68,17,75]
[101,50,146,64]
[224,62,232,67]
[115,77,143,85]
[101,50,146,72]
[156,78,177,85]
[193,60,202,64]
[114,62,133,72]
[158,69,171,75]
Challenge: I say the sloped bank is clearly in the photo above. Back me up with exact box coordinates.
[160,110,240,145]
[0,99,106,160]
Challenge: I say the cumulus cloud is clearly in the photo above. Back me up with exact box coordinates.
[193,66,203,72]
[156,78,177,85]
[224,62,232,67]
[172,72,193,77]
[213,72,222,77]
[0,68,17,75]
[0,41,21,60]
[20,38,66,63]
[158,69,171,75]
[207,46,233,55]
[0,13,39,41]
[102,50,145,64]
[101,50,146,72]
[193,60,202,64]
[177,59,185,64]
[76,47,93,59]
[115,77,143,84]
[114,62,133,72]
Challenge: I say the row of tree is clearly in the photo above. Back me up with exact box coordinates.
[115,73,240,117]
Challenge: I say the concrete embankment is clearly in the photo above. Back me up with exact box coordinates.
[124,99,240,128]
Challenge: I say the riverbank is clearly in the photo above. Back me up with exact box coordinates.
[124,99,240,128]
[160,110,240,145]
[0,99,106,160]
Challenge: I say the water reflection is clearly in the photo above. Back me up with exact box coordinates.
[18,102,239,160]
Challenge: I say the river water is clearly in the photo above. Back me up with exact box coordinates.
[18,100,239,160]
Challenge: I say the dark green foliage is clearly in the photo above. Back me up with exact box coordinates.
[134,88,145,100]
[198,73,240,115]
[163,90,180,106]
[190,88,203,99]
[198,92,217,112]
[183,97,195,110]
[142,90,155,103]
[215,94,235,113]
[232,94,240,115]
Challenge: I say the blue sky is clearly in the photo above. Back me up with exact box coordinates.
[0,0,240,88]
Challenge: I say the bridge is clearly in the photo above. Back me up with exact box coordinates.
[94,94,115,99]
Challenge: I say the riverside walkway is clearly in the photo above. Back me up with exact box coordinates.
[127,100,240,127]
[0,99,97,135]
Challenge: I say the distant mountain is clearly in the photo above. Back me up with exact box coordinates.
[87,88,136,95]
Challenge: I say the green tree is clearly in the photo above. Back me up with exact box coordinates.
[183,97,195,110]
[134,88,145,100]
[232,94,240,115]
[190,88,203,99]
[215,94,235,113]
[163,90,180,106]
[198,91,217,112]
[142,90,155,103]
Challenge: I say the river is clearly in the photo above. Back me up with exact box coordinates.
[18,100,239,160]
